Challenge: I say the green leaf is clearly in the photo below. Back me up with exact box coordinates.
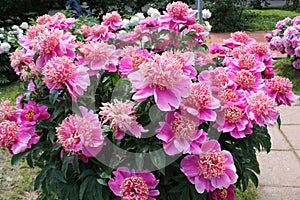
[277,115,281,129]
[96,178,107,186]
[11,151,29,165]
[49,90,59,105]
[150,150,166,171]
[135,153,144,170]
[61,155,72,179]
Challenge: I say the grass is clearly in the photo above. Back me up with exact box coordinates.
[246,9,299,31]
[273,58,300,95]
[235,182,259,200]
[0,81,20,102]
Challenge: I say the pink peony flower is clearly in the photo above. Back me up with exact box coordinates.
[119,49,152,76]
[293,59,300,69]
[214,102,253,139]
[80,41,121,75]
[245,91,279,126]
[139,17,160,31]
[108,167,160,200]
[86,24,113,42]
[264,33,273,42]
[264,76,298,106]
[0,100,16,122]
[128,53,192,111]
[102,11,123,31]
[181,140,238,193]
[99,100,147,139]
[56,106,105,158]
[181,82,220,123]
[224,31,255,48]
[20,101,50,127]
[187,23,209,44]
[233,69,263,92]
[156,111,207,155]
[208,184,235,200]
[43,56,90,102]
[0,120,40,154]
[159,1,196,31]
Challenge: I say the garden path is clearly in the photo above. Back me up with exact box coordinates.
[208,32,300,200]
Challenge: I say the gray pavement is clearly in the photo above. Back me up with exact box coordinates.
[257,100,300,200]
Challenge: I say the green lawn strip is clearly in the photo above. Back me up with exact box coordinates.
[246,9,299,31]
[273,58,300,95]
[0,81,20,102]
[235,181,259,200]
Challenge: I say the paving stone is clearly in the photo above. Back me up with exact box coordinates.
[279,106,300,125]
[258,186,300,200]
[280,125,300,150]
[257,151,300,187]
[268,126,290,150]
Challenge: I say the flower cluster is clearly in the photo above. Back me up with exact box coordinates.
[2,1,297,200]
[265,16,300,69]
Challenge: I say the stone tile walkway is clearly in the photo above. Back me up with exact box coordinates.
[257,102,300,200]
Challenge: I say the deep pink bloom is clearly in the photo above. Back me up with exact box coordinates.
[43,56,90,102]
[181,140,238,193]
[108,167,160,200]
[159,1,196,31]
[245,91,279,126]
[56,106,105,158]
[214,102,253,139]
[224,31,255,48]
[0,120,39,154]
[264,33,273,42]
[139,17,159,31]
[209,43,228,56]
[99,100,147,139]
[264,76,298,106]
[208,184,235,200]
[181,82,220,123]
[80,41,121,75]
[156,111,207,155]
[128,53,192,111]
[102,11,123,31]
[20,101,50,127]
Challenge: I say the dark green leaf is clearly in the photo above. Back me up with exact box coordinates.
[11,151,29,165]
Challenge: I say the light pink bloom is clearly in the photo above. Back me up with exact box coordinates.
[128,53,192,111]
[188,23,209,44]
[80,41,121,75]
[159,1,196,31]
[224,31,255,48]
[181,140,238,193]
[102,11,123,31]
[227,54,266,73]
[245,91,279,126]
[156,111,207,155]
[194,51,215,66]
[48,12,75,30]
[265,76,298,106]
[0,101,15,122]
[276,17,291,29]
[108,167,160,200]
[10,48,35,74]
[20,101,50,127]
[208,184,235,200]
[232,70,263,92]
[86,24,113,42]
[181,82,220,123]
[56,106,105,158]
[99,100,147,139]
[119,49,152,76]
[43,56,90,102]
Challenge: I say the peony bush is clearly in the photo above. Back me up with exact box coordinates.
[265,16,300,69]
[0,1,298,199]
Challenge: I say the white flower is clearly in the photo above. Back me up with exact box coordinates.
[129,16,140,26]
[122,19,130,29]
[11,25,19,30]
[135,13,145,20]
[0,42,11,52]
[118,30,127,37]
[7,36,14,43]
[20,22,29,29]
[0,28,4,32]
[0,34,4,39]
[147,7,160,18]
[202,9,212,19]
[203,21,212,32]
